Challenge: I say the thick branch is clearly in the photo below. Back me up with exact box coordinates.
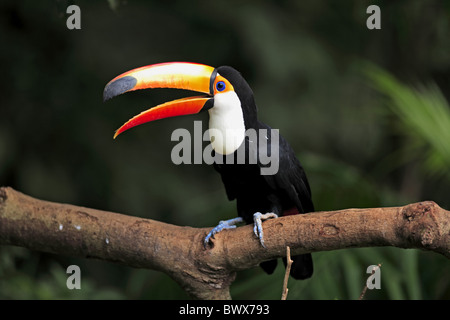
[0,187,449,299]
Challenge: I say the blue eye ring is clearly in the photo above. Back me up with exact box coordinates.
[216,81,226,92]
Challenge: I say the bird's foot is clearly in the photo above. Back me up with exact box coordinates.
[204,217,244,247]
[253,212,278,248]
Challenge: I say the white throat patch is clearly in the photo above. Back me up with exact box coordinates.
[207,91,246,155]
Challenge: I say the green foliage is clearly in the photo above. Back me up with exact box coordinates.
[232,247,450,300]
[364,64,450,181]
[0,247,125,299]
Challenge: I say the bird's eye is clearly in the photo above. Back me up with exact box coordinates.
[216,81,226,92]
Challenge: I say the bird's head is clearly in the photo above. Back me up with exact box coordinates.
[103,62,257,154]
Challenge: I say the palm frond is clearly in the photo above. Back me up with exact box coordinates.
[364,64,450,180]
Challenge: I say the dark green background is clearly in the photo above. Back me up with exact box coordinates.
[0,0,449,299]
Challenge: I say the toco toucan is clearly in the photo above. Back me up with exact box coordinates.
[103,62,314,280]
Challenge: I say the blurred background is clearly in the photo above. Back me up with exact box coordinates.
[0,0,449,299]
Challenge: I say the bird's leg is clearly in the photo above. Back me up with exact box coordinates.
[253,212,278,248]
[204,217,244,247]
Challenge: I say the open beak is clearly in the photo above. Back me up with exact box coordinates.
[103,62,216,138]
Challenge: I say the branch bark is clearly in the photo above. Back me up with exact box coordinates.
[0,186,449,299]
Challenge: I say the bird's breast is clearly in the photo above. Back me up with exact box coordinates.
[208,91,246,155]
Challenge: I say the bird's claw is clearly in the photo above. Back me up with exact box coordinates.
[204,213,278,248]
[204,217,244,247]
[253,212,278,248]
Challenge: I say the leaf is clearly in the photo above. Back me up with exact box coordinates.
[363,63,450,181]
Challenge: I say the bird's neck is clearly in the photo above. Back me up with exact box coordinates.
[208,91,246,155]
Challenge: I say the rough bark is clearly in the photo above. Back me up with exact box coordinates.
[0,186,449,299]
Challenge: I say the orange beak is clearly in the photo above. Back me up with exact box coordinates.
[103,62,216,138]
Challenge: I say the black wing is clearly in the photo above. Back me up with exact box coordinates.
[258,121,314,214]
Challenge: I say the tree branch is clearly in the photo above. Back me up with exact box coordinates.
[0,186,449,299]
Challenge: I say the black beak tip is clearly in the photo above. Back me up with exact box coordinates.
[103,76,138,102]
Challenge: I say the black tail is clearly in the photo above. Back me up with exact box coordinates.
[260,259,278,275]
[284,253,313,280]
[259,253,313,280]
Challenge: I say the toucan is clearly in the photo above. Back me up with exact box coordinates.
[103,62,314,280]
